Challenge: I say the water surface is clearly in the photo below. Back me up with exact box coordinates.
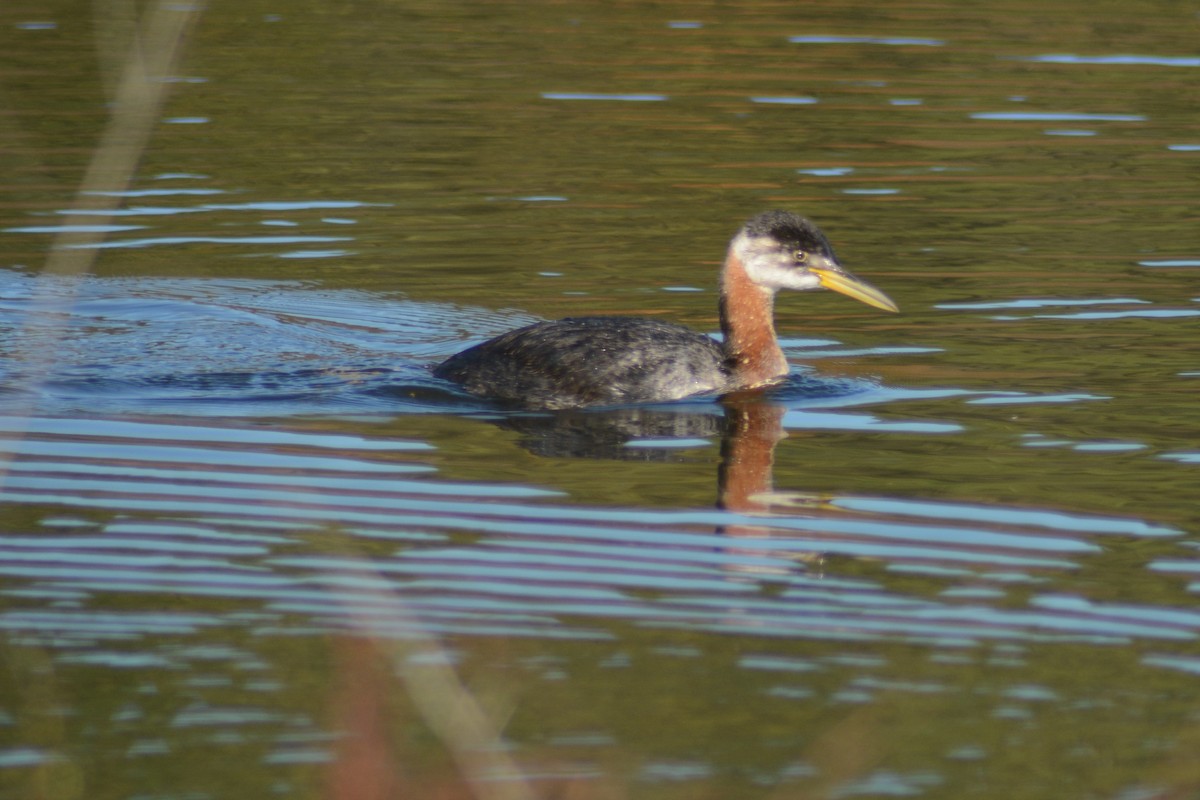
[3,1,1200,798]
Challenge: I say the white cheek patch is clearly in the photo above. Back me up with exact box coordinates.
[732,233,822,291]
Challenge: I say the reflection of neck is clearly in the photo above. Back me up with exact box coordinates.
[718,400,786,515]
[719,250,787,389]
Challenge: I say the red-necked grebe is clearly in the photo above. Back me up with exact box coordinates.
[434,210,898,409]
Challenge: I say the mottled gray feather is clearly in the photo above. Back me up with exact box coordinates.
[434,316,729,409]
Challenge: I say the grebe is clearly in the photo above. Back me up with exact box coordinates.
[434,210,898,409]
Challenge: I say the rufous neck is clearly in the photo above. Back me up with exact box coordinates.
[719,249,787,388]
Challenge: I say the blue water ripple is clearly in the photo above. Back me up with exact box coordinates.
[1021,54,1200,67]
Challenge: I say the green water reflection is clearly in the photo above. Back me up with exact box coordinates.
[4,0,1200,797]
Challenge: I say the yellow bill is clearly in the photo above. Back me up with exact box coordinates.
[812,267,899,313]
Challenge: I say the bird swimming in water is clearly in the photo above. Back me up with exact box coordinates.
[434,210,898,410]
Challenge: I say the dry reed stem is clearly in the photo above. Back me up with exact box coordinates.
[330,561,538,800]
[0,1,204,480]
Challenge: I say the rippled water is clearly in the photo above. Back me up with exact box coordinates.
[3,0,1200,798]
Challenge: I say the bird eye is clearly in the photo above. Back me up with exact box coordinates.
[794,250,808,264]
